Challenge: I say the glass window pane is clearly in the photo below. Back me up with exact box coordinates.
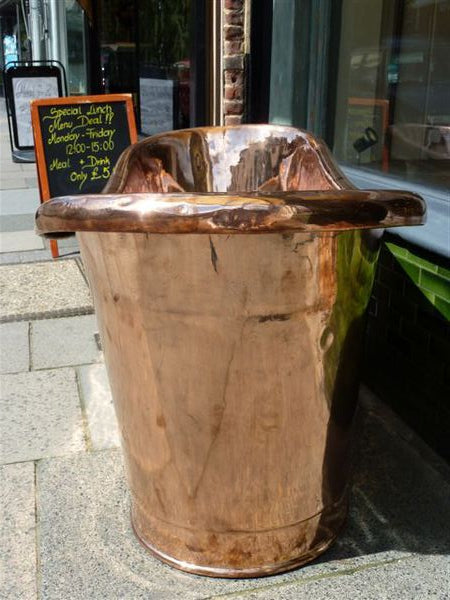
[138,0,191,134]
[66,0,87,94]
[332,0,450,191]
[98,0,137,94]
[97,0,192,134]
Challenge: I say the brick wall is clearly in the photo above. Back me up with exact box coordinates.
[223,0,247,125]
[363,234,450,461]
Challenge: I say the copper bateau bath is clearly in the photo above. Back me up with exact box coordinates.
[36,126,425,578]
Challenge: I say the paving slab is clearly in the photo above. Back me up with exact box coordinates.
[0,248,51,265]
[37,449,255,600]
[0,176,29,189]
[55,234,79,250]
[0,320,29,373]
[0,187,40,215]
[0,259,93,322]
[78,363,120,450]
[0,166,25,177]
[36,401,450,599]
[20,163,39,173]
[24,176,39,187]
[31,314,101,370]
[0,229,44,252]
[0,461,37,599]
[0,213,35,232]
[0,368,85,464]
[217,554,450,599]
[0,162,25,173]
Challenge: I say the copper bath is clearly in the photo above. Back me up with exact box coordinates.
[36,126,425,578]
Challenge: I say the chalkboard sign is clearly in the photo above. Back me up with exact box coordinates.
[31,94,137,200]
[3,63,65,151]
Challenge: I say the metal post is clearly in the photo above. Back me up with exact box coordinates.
[16,3,22,61]
[47,0,68,74]
[29,0,43,61]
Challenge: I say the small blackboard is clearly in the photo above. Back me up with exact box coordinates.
[31,94,137,200]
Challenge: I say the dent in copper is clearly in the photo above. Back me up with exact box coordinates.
[35,126,425,578]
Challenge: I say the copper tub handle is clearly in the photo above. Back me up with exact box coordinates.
[36,189,425,238]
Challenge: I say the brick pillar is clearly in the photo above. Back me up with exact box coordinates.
[223,0,247,125]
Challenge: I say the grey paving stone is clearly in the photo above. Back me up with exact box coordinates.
[0,163,24,174]
[55,234,79,250]
[0,229,44,252]
[217,555,450,599]
[78,363,120,450]
[0,176,28,189]
[0,248,52,265]
[0,187,40,215]
[0,461,37,599]
[0,259,93,322]
[0,368,85,463]
[37,450,256,600]
[25,177,39,188]
[20,163,38,173]
[36,402,450,599]
[31,315,101,369]
[0,212,35,232]
[316,406,450,565]
[0,166,25,177]
[0,320,29,373]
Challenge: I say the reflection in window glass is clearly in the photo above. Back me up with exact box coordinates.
[333,0,450,191]
[66,0,87,94]
[138,0,191,134]
[3,34,18,67]
[98,0,137,94]
[97,0,191,134]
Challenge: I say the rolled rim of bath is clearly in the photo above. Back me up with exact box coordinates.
[35,189,426,237]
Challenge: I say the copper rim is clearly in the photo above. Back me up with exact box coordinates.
[35,189,425,237]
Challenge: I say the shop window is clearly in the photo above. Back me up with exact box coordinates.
[266,0,449,193]
[138,0,191,134]
[97,0,138,95]
[333,0,450,192]
[96,0,194,135]
[262,0,450,255]
[66,0,88,94]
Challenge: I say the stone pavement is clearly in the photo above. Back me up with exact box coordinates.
[0,100,78,264]
[1,97,450,599]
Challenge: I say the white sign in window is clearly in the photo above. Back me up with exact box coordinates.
[139,78,174,136]
[12,76,59,148]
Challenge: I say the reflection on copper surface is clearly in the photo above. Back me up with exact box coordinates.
[36,189,425,237]
[35,126,425,578]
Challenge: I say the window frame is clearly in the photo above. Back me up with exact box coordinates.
[249,0,449,260]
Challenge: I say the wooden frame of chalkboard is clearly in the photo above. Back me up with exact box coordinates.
[31,94,137,258]
[31,94,137,202]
